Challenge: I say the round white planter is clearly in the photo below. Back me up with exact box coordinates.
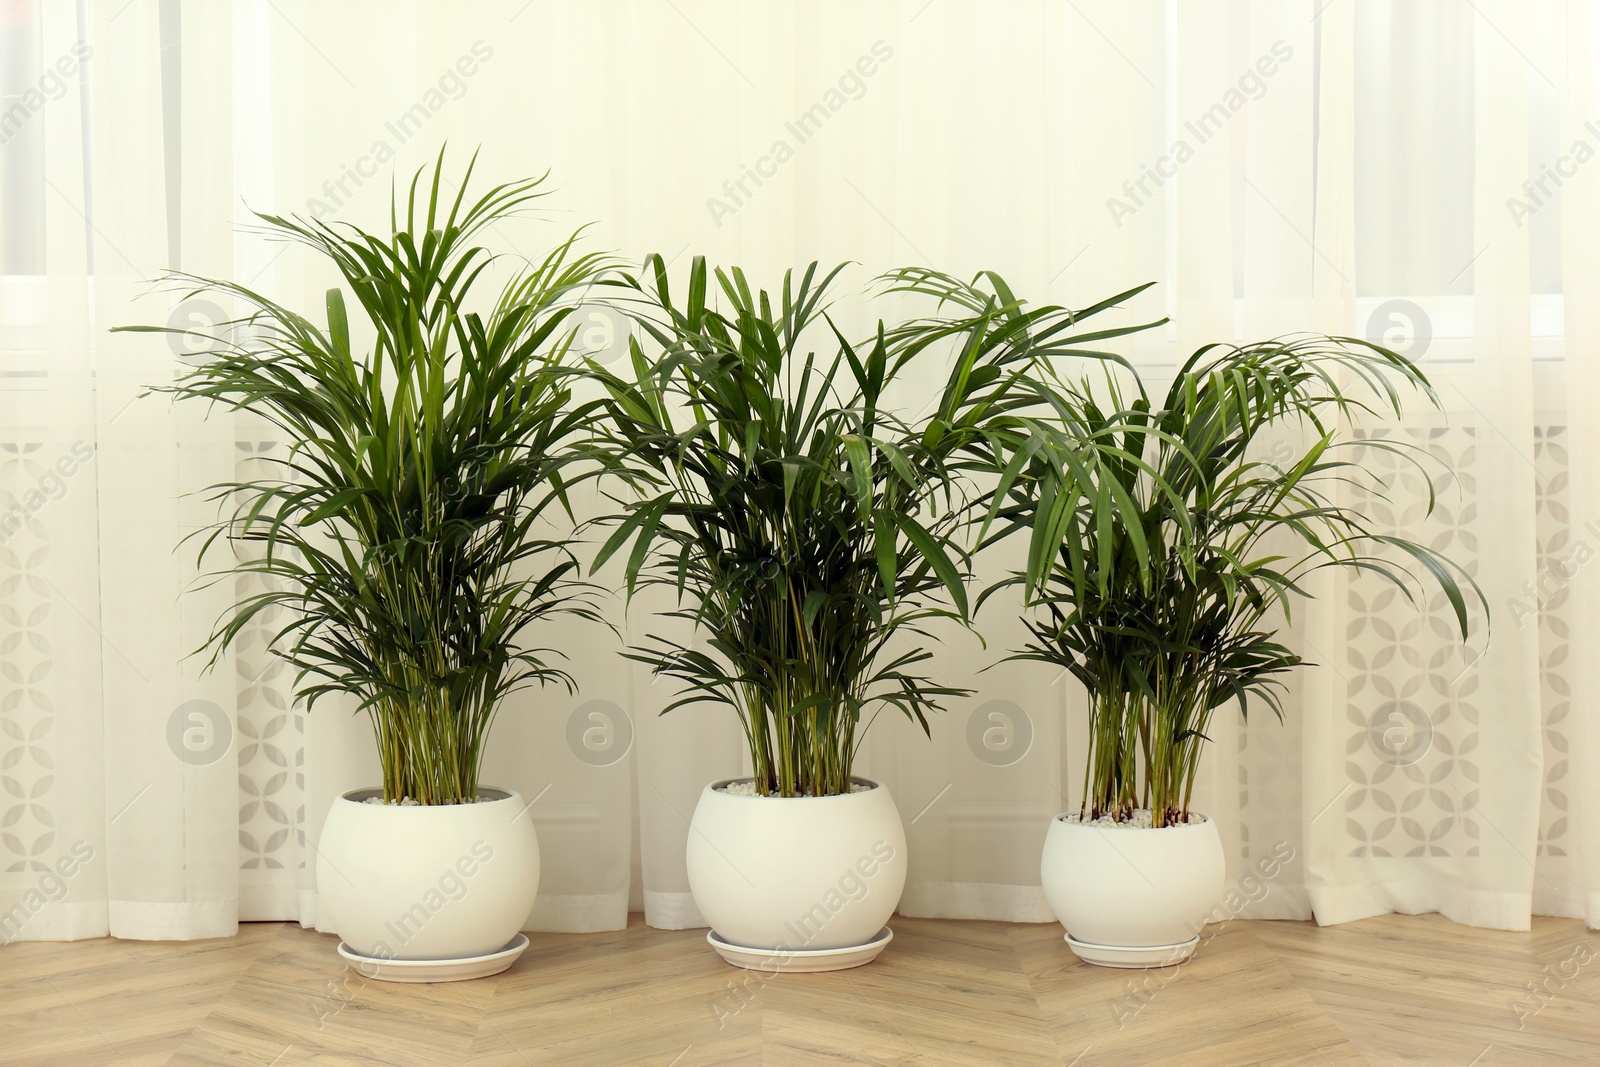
[1040,812,1225,968]
[317,787,539,963]
[686,778,907,956]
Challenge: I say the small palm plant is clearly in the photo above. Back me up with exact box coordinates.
[902,278,1483,828]
[1040,340,1481,826]
[587,257,1161,797]
[124,155,609,804]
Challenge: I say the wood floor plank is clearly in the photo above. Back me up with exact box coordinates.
[2,925,277,1067]
[3,912,1596,1066]
[1256,913,1600,1066]
[164,924,483,1067]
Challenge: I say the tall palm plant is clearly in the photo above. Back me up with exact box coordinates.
[900,277,1484,828]
[124,155,609,804]
[587,257,1162,797]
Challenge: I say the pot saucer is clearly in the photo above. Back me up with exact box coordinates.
[707,926,893,972]
[1065,932,1199,969]
[336,933,530,983]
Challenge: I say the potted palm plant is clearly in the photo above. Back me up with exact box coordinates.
[125,155,609,979]
[587,257,1159,970]
[971,315,1482,967]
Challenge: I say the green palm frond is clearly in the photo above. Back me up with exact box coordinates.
[586,258,1166,797]
[121,150,612,804]
[892,277,1486,828]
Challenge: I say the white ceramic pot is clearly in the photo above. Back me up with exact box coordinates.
[1039,812,1225,968]
[686,778,907,952]
[317,787,539,962]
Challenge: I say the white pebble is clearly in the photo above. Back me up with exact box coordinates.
[361,795,489,805]
[1060,808,1208,828]
[715,779,875,796]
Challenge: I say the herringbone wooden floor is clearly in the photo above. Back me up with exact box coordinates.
[3,914,1597,1066]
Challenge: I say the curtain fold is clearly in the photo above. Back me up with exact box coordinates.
[1554,0,1600,929]
[1,0,1595,941]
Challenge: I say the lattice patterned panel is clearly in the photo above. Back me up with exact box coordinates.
[1531,425,1574,860]
[0,442,57,874]
[233,439,307,873]
[1342,426,1482,859]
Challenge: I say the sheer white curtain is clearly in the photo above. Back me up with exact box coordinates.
[1,0,256,941]
[2,0,1594,943]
